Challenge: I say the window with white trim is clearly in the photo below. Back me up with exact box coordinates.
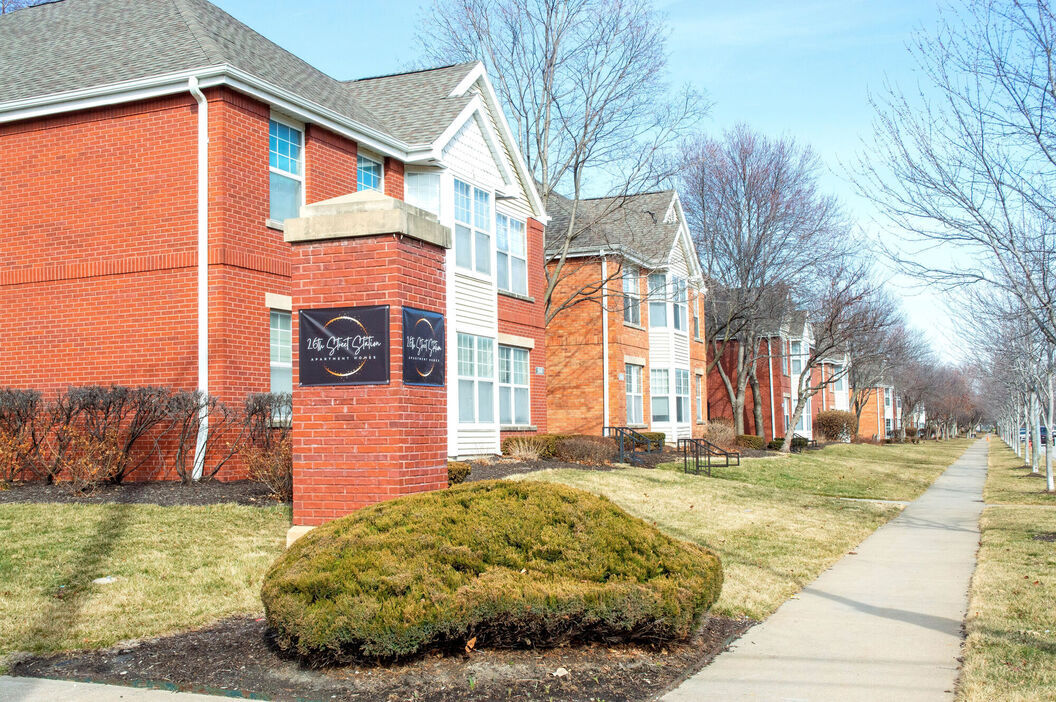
[782,342,790,376]
[651,368,670,422]
[457,333,494,423]
[405,172,440,216]
[626,364,643,425]
[269,310,292,395]
[357,154,382,192]
[648,273,667,327]
[454,179,491,275]
[885,392,891,407]
[832,365,844,391]
[783,397,791,431]
[885,417,892,435]
[673,277,688,331]
[790,341,802,375]
[496,214,527,296]
[696,374,704,423]
[623,266,641,325]
[675,369,690,423]
[498,345,530,426]
[692,295,701,339]
[269,120,302,222]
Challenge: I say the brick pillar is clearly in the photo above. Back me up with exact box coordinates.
[285,191,451,530]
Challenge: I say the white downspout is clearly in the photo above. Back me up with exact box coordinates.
[767,338,776,440]
[189,77,209,480]
[601,257,610,430]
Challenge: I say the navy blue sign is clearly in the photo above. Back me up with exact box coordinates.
[299,306,389,386]
[402,307,445,387]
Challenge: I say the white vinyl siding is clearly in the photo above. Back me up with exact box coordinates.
[498,345,530,426]
[496,214,527,296]
[457,333,495,424]
[675,369,690,423]
[651,368,670,423]
[268,119,302,222]
[626,364,644,425]
[623,266,641,325]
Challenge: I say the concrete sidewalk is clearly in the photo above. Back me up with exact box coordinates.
[0,676,235,701]
[664,439,988,702]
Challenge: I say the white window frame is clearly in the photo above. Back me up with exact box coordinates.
[405,170,441,216]
[496,213,528,296]
[268,116,304,224]
[782,341,790,376]
[832,364,844,391]
[692,293,701,340]
[790,341,803,375]
[498,345,531,426]
[626,363,644,425]
[651,368,670,423]
[454,178,493,277]
[648,273,668,328]
[672,277,688,332]
[457,333,495,424]
[269,309,292,423]
[675,369,690,423]
[357,152,383,192]
[623,266,641,325]
[783,396,791,431]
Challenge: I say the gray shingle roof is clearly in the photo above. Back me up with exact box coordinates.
[545,190,681,265]
[344,63,479,146]
[0,0,471,143]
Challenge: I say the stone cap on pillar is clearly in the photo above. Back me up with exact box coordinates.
[284,190,451,249]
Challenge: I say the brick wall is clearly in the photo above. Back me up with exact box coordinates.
[290,234,448,525]
[498,217,547,440]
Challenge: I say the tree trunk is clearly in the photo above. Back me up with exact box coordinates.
[1047,374,1054,492]
[748,368,765,438]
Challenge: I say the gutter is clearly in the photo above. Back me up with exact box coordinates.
[189,77,209,481]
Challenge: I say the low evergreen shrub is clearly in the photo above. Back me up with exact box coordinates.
[736,434,766,450]
[447,461,471,485]
[637,431,666,449]
[767,436,808,451]
[261,480,723,663]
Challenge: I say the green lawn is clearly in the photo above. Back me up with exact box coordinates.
[959,505,1056,701]
[984,441,1056,505]
[660,439,971,501]
[515,467,900,620]
[0,503,289,657]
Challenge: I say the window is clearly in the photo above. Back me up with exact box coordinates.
[269,310,292,395]
[357,154,382,192]
[885,417,893,435]
[269,119,302,222]
[454,179,491,275]
[832,365,844,391]
[696,374,704,423]
[672,278,688,331]
[675,369,690,423]
[626,364,644,425]
[896,397,902,409]
[406,172,440,215]
[692,296,701,339]
[648,273,667,327]
[457,333,494,423]
[796,398,808,431]
[498,346,530,426]
[623,266,641,325]
[783,397,791,431]
[782,342,790,376]
[496,214,528,296]
[885,392,891,407]
[790,341,802,375]
[651,368,670,422]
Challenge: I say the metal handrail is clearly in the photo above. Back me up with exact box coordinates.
[678,437,741,476]
[603,426,663,464]
[792,433,818,452]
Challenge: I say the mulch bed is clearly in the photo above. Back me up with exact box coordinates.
[9,615,753,701]
[1033,532,1056,543]
[465,458,623,482]
[0,479,278,507]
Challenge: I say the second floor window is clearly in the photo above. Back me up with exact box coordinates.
[496,214,527,296]
[832,365,844,391]
[623,266,641,325]
[269,119,302,222]
[454,179,491,275]
[357,154,382,192]
[885,392,891,407]
[648,273,667,327]
[673,278,688,331]
[790,341,802,375]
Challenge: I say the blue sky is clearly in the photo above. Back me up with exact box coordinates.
[211,0,957,358]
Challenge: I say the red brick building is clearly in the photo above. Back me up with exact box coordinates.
[545,191,709,441]
[0,0,547,478]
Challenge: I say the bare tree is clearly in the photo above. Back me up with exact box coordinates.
[418,0,707,323]
[782,265,899,454]
[0,0,46,13]
[680,125,849,434]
